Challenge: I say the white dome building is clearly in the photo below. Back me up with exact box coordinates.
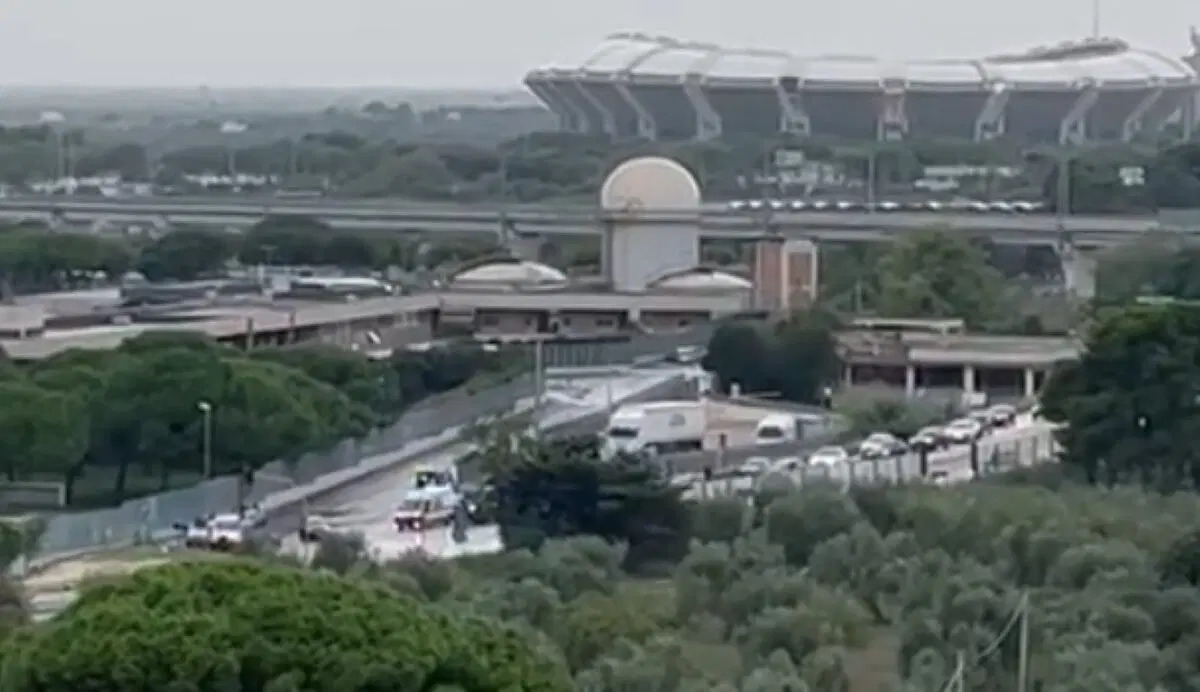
[451,259,568,290]
[650,267,753,294]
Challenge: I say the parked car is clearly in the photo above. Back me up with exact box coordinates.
[987,404,1017,427]
[909,426,948,452]
[943,417,984,444]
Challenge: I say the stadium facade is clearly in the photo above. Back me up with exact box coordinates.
[524,32,1200,145]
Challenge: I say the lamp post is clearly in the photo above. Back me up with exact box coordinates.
[197,401,213,478]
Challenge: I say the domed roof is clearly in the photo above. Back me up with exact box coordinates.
[651,267,753,291]
[452,260,567,286]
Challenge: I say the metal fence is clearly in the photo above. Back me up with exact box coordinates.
[683,424,1060,500]
[519,326,717,369]
[31,374,536,564]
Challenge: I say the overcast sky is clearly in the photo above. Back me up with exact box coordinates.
[0,0,1196,88]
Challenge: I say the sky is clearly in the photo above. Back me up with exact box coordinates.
[0,0,1196,88]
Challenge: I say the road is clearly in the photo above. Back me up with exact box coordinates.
[0,195,1166,246]
[278,368,699,560]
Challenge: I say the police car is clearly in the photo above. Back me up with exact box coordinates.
[393,485,460,532]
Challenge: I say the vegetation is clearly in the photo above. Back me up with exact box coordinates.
[1041,299,1200,490]
[0,334,519,507]
[2,560,573,691]
[702,308,841,405]
[10,122,1199,211]
[3,298,1200,688]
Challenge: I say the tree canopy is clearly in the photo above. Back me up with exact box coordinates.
[1,334,518,507]
[1,560,573,691]
[701,309,840,404]
[1041,300,1200,489]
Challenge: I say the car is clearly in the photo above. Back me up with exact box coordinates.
[413,468,456,490]
[928,470,951,487]
[967,409,994,432]
[180,517,211,548]
[737,457,772,477]
[943,417,984,444]
[860,432,907,459]
[987,404,1017,427]
[771,456,802,472]
[393,485,460,532]
[240,503,266,529]
[808,446,849,467]
[205,513,247,550]
[908,426,947,451]
[667,345,706,364]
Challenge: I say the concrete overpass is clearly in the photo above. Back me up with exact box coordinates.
[0,195,1179,247]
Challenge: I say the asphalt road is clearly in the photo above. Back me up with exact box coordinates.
[277,368,700,560]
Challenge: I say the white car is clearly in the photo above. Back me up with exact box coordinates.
[737,457,772,477]
[205,514,247,550]
[808,446,849,467]
[943,418,983,444]
[860,432,906,459]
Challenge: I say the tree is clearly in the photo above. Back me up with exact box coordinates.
[702,309,839,404]
[135,228,236,281]
[477,428,691,571]
[0,381,88,483]
[1040,301,1200,489]
[874,229,1005,328]
[0,561,573,691]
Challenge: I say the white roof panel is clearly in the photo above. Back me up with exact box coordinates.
[583,39,658,72]
[807,58,885,83]
[635,47,713,75]
[905,61,984,85]
[707,52,785,80]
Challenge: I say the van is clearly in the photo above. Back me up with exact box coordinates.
[754,413,800,445]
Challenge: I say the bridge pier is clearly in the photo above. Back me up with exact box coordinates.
[1057,240,1097,301]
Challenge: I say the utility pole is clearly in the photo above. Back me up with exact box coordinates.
[1017,591,1030,692]
[1091,0,1101,38]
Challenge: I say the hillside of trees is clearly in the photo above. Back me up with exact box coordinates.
[0,300,1197,688]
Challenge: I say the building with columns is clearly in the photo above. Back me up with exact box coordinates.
[836,319,1079,399]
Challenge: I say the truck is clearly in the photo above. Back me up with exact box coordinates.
[603,400,707,457]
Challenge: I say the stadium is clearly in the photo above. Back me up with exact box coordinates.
[524,32,1200,144]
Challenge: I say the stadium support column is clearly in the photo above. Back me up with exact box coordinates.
[974,85,1009,141]
[878,79,908,141]
[569,82,616,137]
[1059,84,1099,146]
[1121,87,1164,142]
[542,82,589,134]
[683,74,722,141]
[1184,91,1197,141]
[1058,240,1097,301]
[614,79,658,140]
[775,77,811,135]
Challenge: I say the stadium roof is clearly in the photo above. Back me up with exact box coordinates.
[535,33,1197,88]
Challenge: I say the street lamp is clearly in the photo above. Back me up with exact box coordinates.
[219,120,248,186]
[197,401,213,478]
[38,111,67,185]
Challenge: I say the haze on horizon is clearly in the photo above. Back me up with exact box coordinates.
[0,0,1196,89]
